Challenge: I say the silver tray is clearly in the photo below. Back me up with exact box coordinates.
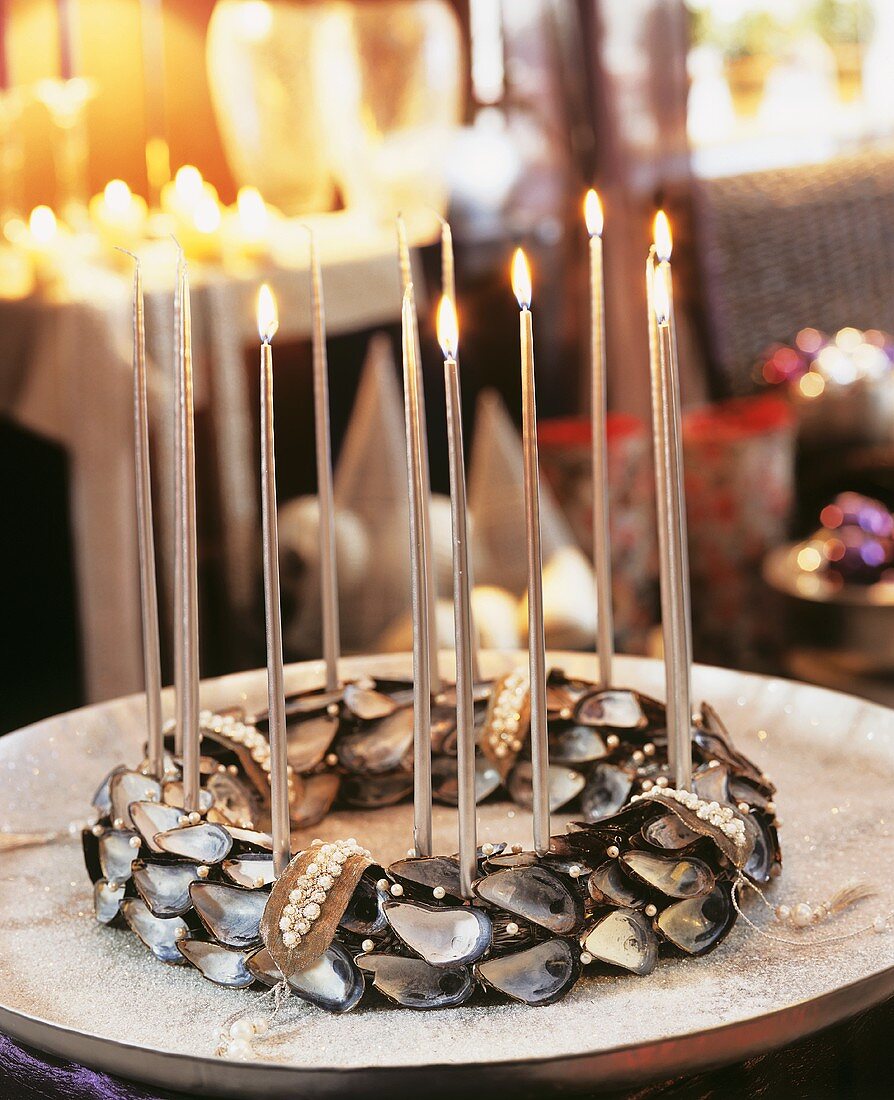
[2,651,894,1098]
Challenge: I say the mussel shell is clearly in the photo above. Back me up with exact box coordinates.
[286,714,340,774]
[508,762,586,812]
[130,801,185,852]
[338,710,414,774]
[581,763,633,822]
[340,872,388,936]
[93,879,125,924]
[340,771,413,808]
[92,767,124,817]
[290,772,341,829]
[222,853,276,889]
[287,942,365,1014]
[475,938,579,1006]
[742,813,776,884]
[642,813,702,851]
[588,860,646,908]
[621,851,715,899]
[98,829,139,884]
[110,771,162,828]
[154,823,233,864]
[226,827,274,851]
[473,866,584,935]
[343,683,398,721]
[162,783,213,812]
[549,725,608,765]
[246,945,283,987]
[120,898,188,964]
[431,755,502,806]
[575,690,645,730]
[132,859,201,917]
[581,907,658,975]
[356,955,474,1009]
[729,776,772,813]
[385,900,492,967]
[82,828,102,882]
[278,686,344,720]
[204,771,260,830]
[692,764,731,806]
[388,856,463,901]
[483,851,539,871]
[190,882,267,948]
[177,938,255,987]
[656,882,735,955]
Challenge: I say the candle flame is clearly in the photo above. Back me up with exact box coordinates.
[653,210,672,262]
[194,195,221,234]
[104,179,132,214]
[511,247,532,309]
[236,186,268,235]
[257,283,278,342]
[584,189,603,237]
[652,262,671,326]
[29,205,57,244]
[436,295,459,359]
[175,165,204,207]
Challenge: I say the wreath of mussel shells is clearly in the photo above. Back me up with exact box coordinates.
[83,667,781,1012]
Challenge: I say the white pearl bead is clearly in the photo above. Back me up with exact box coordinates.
[580,951,593,965]
[432,886,446,900]
[197,865,210,879]
[606,845,620,859]
[129,836,141,849]
[775,904,791,922]
[250,1015,269,1035]
[873,915,888,934]
[361,938,375,952]
[569,865,582,878]
[230,1018,255,1040]
[792,903,812,928]
[376,879,390,892]
[644,903,657,918]
[506,922,519,936]
[227,1039,253,1061]
[390,883,404,897]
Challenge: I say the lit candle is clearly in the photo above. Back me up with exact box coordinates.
[396,215,440,693]
[437,294,476,896]
[257,284,290,876]
[648,213,692,792]
[175,250,201,811]
[162,166,222,258]
[306,227,340,692]
[512,248,550,855]
[124,251,163,778]
[234,186,270,257]
[402,285,432,858]
[89,179,148,253]
[585,188,613,689]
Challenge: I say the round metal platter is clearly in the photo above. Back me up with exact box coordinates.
[1,652,893,1098]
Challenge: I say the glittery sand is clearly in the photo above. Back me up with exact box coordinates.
[1,653,893,1077]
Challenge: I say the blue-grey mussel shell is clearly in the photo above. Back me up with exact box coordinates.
[222,852,276,889]
[575,689,646,730]
[339,872,388,936]
[508,762,586,812]
[154,823,233,864]
[93,879,126,924]
[98,829,140,884]
[388,855,463,901]
[475,938,580,1006]
[338,710,414,774]
[109,770,162,828]
[473,866,584,935]
[357,955,474,1009]
[581,907,658,975]
[431,755,501,806]
[621,851,715,899]
[588,860,646,908]
[385,900,492,966]
[190,882,267,949]
[133,859,202,917]
[340,771,413,808]
[177,938,256,987]
[642,813,702,851]
[287,942,365,1014]
[581,763,634,822]
[120,898,189,964]
[130,800,185,852]
[655,883,735,955]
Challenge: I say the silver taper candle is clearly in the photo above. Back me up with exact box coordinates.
[257,284,291,876]
[396,215,441,693]
[306,228,340,692]
[438,295,476,896]
[172,248,183,759]
[176,253,200,812]
[402,287,433,858]
[124,251,163,778]
[650,251,692,792]
[585,190,614,689]
[512,248,550,855]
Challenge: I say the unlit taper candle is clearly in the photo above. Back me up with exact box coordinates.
[306,228,340,691]
[512,248,550,855]
[438,294,476,896]
[649,219,692,792]
[402,287,433,857]
[257,284,291,876]
[123,251,163,779]
[585,189,613,689]
[396,215,441,693]
[175,252,200,811]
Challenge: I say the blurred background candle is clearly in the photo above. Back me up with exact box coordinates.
[88,179,148,254]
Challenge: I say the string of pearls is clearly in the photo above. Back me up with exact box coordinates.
[631,786,747,847]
